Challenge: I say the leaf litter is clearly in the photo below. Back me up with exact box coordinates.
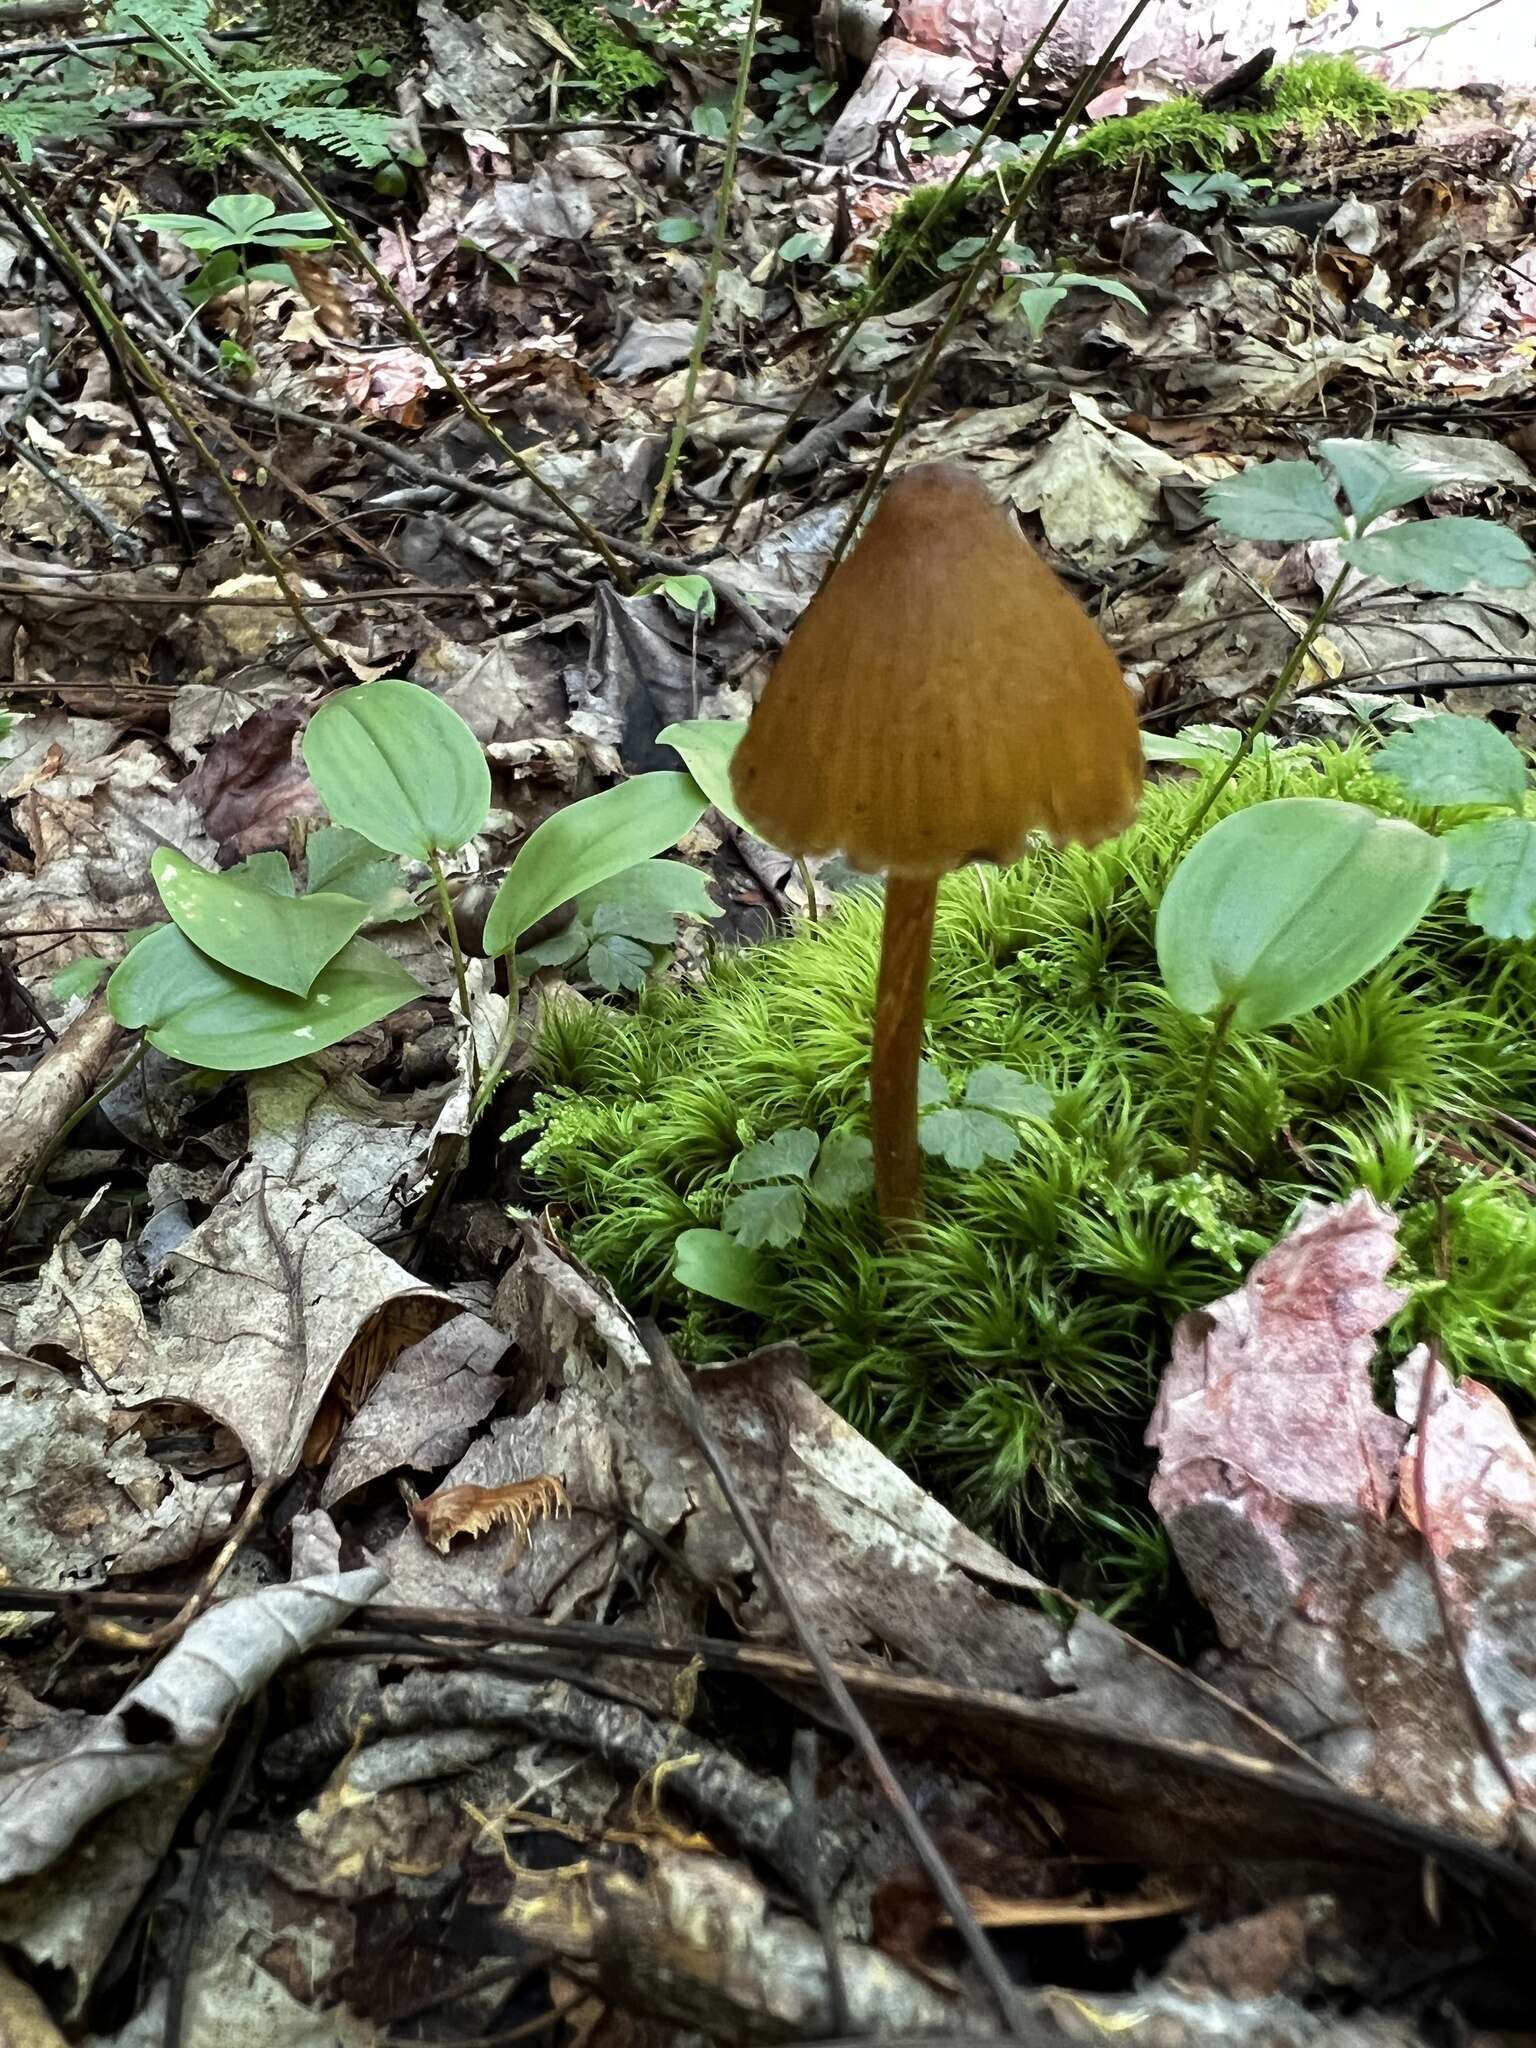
[2,0,1536,2040]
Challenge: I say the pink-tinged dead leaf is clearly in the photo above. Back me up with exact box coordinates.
[411,1475,570,1555]
[1148,1193,1536,1848]
[1398,1350,1536,1810]
[286,252,359,341]
[337,346,446,427]
[1148,1191,1409,1533]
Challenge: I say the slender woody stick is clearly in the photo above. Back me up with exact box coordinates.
[871,874,938,1226]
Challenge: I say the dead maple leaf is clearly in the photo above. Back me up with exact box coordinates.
[411,1475,570,1556]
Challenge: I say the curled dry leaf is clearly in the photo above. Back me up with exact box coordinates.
[410,1474,570,1555]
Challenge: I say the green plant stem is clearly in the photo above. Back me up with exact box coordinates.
[796,854,818,925]
[1173,561,1354,853]
[717,0,1074,545]
[829,0,1153,572]
[1186,1001,1235,1169]
[4,169,335,665]
[429,849,479,1093]
[130,18,631,589]
[641,0,762,542]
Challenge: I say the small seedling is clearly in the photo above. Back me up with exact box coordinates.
[137,191,335,303]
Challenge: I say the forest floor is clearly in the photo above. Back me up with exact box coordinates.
[3,4,1536,2044]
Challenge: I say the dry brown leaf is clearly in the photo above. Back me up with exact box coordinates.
[410,1474,570,1555]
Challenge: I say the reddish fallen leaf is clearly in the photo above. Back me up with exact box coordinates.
[410,1474,570,1555]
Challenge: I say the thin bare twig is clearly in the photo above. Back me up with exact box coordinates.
[642,0,763,540]
[831,0,1155,570]
[638,1324,1030,2037]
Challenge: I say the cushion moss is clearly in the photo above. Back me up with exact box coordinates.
[518,746,1536,1595]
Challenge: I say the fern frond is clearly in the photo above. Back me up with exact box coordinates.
[268,103,398,167]
[219,66,346,120]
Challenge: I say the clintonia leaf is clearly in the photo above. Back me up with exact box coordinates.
[1203,460,1346,543]
[52,957,108,1003]
[1344,518,1536,594]
[674,1228,774,1312]
[1374,717,1528,810]
[1443,816,1536,940]
[484,773,707,957]
[108,925,422,1071]
[1157,799,1447,1031]
[656,719,749,829]
[723,1182,806,1250]
[303,680,491,859]
[151,847,366,997]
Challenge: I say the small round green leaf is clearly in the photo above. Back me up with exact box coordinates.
[674,1227,774,1312]
[484,773,707,957]
[151,847,367,997]
[302,680,491,859]
[656,719,749,828]
[108,924,423,1071]
[1156,798,1448,1031]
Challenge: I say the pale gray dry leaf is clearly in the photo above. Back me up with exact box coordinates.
[1396,1350,1536,1820]
[18,1170,464,1483]
[322,1311,511,1505]
[0,427,153,562]
[165,672,310,768]
[414,624,570,745]
[417,0,545,126]
[457,435,657,548]
[577,585,714,761]
[0,1350,241,1594]
[175,575,328,686]
[0,1568,383,1884]
[80,1860,378,2048]
[1148,1192,1533,1846]
[1009,395,1190,561]
[508,1846,963,2037]
[605,315,697,380]
[0,716,213,988]
[457,141,629,262]
[248,1057,445,1239]
[1388,425,1535,494]
[822,36,982,165]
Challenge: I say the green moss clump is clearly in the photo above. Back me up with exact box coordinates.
[870,54,1432,296]
[518,747,1536,1590]
[532,0,663,107]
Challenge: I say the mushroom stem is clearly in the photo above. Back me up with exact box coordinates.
[871,873,939,1229]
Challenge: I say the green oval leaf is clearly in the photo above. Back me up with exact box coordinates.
[1343,518,1536,594]
[151,847,367,997]
[1156,798,1448,1031]
[107,924,423,1072]
[656,719,748,829]
[674,1227,774,1313]
[302,680,491,859]
[484,773,707,958]
[1203,460,1346,543]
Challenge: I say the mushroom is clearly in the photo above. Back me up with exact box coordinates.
[730,462,1143,1228]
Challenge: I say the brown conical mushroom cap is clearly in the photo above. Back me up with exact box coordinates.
[730,463,1143,876]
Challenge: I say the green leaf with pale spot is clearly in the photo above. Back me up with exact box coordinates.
[107,925,422,1072]
[151,847,368,997]
[1443,816,1536,940]
[1374,718,1528,810]
[724,1181,806,1249]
